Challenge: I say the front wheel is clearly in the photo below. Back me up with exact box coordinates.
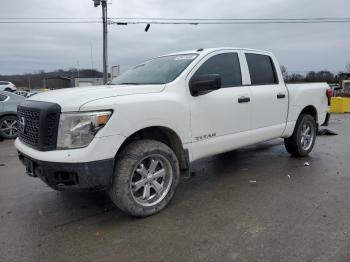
[109,139,180,217]
[284,114,317,157]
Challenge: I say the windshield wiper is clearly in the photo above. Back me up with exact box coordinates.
[117,83,142,85]
[114,82,165,85]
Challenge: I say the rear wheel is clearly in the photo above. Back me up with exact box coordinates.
[284,114,317,157]
[0,115,18,139]
[109,139,180,217]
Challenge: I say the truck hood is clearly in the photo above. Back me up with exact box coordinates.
[28,84,165,112]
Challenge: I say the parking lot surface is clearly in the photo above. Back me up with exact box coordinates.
[1,114,350,262]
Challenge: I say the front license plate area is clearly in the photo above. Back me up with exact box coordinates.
[24,158,35,177]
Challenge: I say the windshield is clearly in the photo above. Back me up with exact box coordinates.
[111,54,198,85]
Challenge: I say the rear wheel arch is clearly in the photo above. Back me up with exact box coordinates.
[299,105,318,124]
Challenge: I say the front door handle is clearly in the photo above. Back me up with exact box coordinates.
[277,93,286,99]
[238,96,250,103]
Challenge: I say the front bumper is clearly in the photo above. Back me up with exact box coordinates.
[15,134,125,163]
[18,151,114,191]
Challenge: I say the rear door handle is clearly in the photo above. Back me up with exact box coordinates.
[277,93,286,99]
[238,96,250,103]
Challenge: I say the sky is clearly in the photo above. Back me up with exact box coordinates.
[0,0,349,75]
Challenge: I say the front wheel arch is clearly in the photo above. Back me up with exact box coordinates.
[116,126,189,171]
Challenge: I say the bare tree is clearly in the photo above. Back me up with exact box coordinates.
[280,65,288,81]
[288,73,304,83]
[346,63,350,73]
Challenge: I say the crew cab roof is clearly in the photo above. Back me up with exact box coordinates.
[160,47,274,57]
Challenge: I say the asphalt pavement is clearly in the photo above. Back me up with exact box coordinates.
[1,114,350,262]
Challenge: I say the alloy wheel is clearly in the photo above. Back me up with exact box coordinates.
[0,118,18,138]
[130,154,173,207]
[300,121,314,151]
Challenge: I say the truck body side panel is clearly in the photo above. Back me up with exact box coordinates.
[282,83,329,137]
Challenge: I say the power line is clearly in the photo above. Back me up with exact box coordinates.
[0,21,100,24]
[109,20,350,25]
[1,17,350,25]
[2,20,349,25]
[111,17,350,21]
[0,17,101,24]
[0,17,100,20]
[1,17,350,21]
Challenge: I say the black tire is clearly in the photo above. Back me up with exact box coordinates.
[0,115,18,139]
[4,88,12,92]
[109,139,180,217]
[284,114,317,157]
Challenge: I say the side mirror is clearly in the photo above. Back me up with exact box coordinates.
[189,74,222,96]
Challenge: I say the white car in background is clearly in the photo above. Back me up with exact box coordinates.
[14,91,34,98]
[0,81,16,92]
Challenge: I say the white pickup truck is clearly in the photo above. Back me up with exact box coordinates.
[15,47,331,217]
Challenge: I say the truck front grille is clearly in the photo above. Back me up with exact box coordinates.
[17,100,61,151]
[17,107,41,147]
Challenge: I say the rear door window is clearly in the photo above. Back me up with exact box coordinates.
[245,53,278,85]
[192,53,242,88]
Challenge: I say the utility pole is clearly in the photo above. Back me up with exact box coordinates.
[102,0,108,84]
[77,60,80,86]
[93,0,108,84]
[90,41,94,71]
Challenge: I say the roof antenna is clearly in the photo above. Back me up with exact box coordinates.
[145,24,151,32]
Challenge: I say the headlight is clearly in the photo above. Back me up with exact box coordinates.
[57,111,112,149]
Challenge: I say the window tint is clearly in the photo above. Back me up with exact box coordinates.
[192,53,242,88]
[245,53,278,85]
[0,94,8,101]
[0,82,9,86]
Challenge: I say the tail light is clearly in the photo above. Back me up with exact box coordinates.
[326,88,333,106]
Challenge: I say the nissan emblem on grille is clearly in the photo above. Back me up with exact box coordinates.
[19,116,25,130]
